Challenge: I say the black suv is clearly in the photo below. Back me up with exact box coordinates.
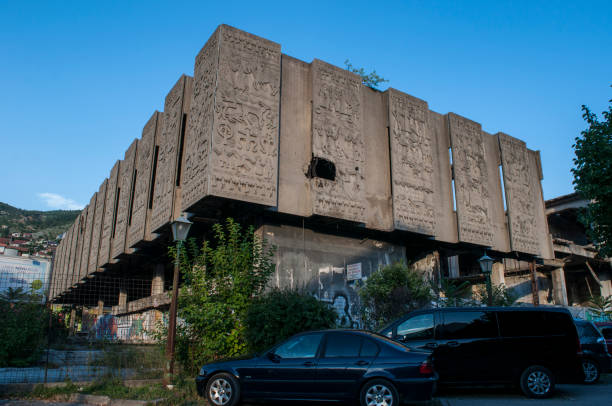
[575,319,611,383]
[379,307,583,398]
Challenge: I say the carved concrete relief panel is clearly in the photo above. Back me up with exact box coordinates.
[112,140,137,259]
[528,149,554,259]
[98,161,120,268]
[311,59,365,223]
[181,29,219,211]
[498,133,539,255]
[209,25,280,206]
[79,193,97,279]
[73,209,87,284]
[128,112,160,248]
[151,76,191,232]
[182,25,281,211]
[448,113,494,246]
[388,89,436,235]
[89,179,107,275]
[67,222,78,288]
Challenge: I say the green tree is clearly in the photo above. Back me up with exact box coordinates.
[345,60,389,89]
[572,91,612,257]
[587,294,612,318]
[359,262,432,330]
[436,279,473,307]
[245,289,337,353]
[169,218,276,373]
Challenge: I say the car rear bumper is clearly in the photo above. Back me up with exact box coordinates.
[396,374,438,401]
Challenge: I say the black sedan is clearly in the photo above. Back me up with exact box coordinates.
[196,329,437,406]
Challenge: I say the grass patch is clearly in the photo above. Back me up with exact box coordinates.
[27,378,168,401]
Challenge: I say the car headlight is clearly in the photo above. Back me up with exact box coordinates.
[199,367,207,376]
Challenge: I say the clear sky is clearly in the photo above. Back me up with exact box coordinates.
[1,0,610,211]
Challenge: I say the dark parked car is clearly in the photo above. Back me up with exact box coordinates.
[594,321,612,355]
[196,329,437,406]
[575,319,611,383]
[379,307,583,398]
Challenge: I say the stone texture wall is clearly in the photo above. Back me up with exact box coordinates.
[112,140,138,259]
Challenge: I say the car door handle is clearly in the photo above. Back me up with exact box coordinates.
[355,360,370,366]
[446,341,460,348]
[303,361,316,367]
[425,342,439,349]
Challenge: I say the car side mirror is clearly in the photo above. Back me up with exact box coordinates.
[597,337,605,344]
[266,352,280,363]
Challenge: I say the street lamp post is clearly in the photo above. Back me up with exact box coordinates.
[478,252,494,306]
[164,214,192,386]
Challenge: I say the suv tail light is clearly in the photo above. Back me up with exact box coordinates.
[419,359,434,376]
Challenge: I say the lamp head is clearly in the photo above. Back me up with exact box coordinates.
[478,252,494,274]
[171,214,193,242]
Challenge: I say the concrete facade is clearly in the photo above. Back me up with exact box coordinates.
[49,25,559,320]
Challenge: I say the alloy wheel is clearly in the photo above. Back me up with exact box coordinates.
[583,360,598,383]
[365,383,394,406]
[209,378,233,405]
[527,370,551,395]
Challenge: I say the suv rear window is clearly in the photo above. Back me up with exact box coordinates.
[576,322,601,339]
[499,311,572,337]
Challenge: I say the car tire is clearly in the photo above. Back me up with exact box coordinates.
[582,359,601,384]
[360,378,399,406]
[205,372,240,406]
[519,365,555,399]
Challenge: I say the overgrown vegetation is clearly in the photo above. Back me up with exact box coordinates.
[475,283,517,306]
[167,218,276,373]
[0,282,68,367]
[344,60,389,89]
[359,262,432,330]
[245,289,337,353]
[572,89,612,257]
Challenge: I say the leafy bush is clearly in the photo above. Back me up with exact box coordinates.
[245,289,337,353]
[359,262,432,330]
[0,300,47,366]
[169,218,276,373]
[587,294,612,318]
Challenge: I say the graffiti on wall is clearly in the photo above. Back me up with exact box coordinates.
[81,309,167,342]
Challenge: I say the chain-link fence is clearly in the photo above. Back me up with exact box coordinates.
[0,273,168,384]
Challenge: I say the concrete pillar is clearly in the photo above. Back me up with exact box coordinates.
[491,262,505,286]
[68,307,76,335]
[97,299,104,316]
[152,264,165,295]
[118,287,127,308]
[552,267,569,306]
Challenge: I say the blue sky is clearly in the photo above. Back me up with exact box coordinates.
[1,0,610,210]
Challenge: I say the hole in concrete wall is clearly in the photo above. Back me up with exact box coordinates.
[448,147,457,212]
[127,170,137,226]
[176,113,187,187]
[499,165,507,212]
[111,188,121,239]
[307,157,336,181]
[148,146,159,210]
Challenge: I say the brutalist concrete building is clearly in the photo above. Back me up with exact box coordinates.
[50,25,591,330]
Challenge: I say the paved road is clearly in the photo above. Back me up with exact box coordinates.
[439,374,612,406]
[1,375,610,406]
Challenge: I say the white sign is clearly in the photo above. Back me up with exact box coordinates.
[346,262,362,281]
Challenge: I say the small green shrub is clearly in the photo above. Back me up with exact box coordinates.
[359,262,432,330]
[245,289,337,353]
[0,300,47,366]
